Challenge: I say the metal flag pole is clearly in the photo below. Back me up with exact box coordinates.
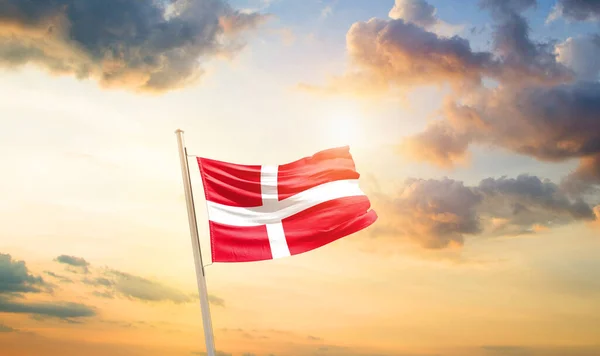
[175,129,217,356]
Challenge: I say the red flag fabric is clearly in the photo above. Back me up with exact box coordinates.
[196,146,377,263]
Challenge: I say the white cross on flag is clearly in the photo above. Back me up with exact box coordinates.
[196,146,378,263]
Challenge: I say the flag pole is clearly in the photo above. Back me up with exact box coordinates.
[175,129,217,356]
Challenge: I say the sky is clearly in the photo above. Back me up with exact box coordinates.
[1,0,600,355]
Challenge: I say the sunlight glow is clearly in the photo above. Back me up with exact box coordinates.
[322,104,363,147]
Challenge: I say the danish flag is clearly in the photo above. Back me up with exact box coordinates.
[196,146,377,263]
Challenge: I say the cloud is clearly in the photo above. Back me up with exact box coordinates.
[402,82,600,187]
[84,276,114,287]
[556,34,600,80]
[481,345,531,355]
[0,323,17,333]
[192,351,232,356]
[548,0,600,23]
[299,0,570,96]
[376,178,482,249]
[219,11,272,36]
[477,175,596,234]
[208,294,226,307]
[92,290,115,299]
[298,17,496,95]
[55,255,90,273]
[218,327,329,346]
[0,253,47,294]
[0,0,269,93]
[50,256,228,308]
[480,0,572,86]
[389,0,438,28]
[0,253,96,322]
[55,255,89,268]
[396,2,600,193]
[567,154,600,194]
[373,174,598,249]
[388,0,465,37]
[80,267,225,307]
[44,271,73,284]
[100,270,192,304]
[309,345,392,356]
[320,5,334,19]
[481,0,538,57]
[0,297,96,319]
[401,116,473,168]
[479,0,537,14]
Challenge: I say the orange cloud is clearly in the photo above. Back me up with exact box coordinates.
[0,0,269,93]
[368,174,598,250]
[298,17,495,97]
[402,82,600,193]
[299,0,572,97]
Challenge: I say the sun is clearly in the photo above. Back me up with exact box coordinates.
[323,106,363,147]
